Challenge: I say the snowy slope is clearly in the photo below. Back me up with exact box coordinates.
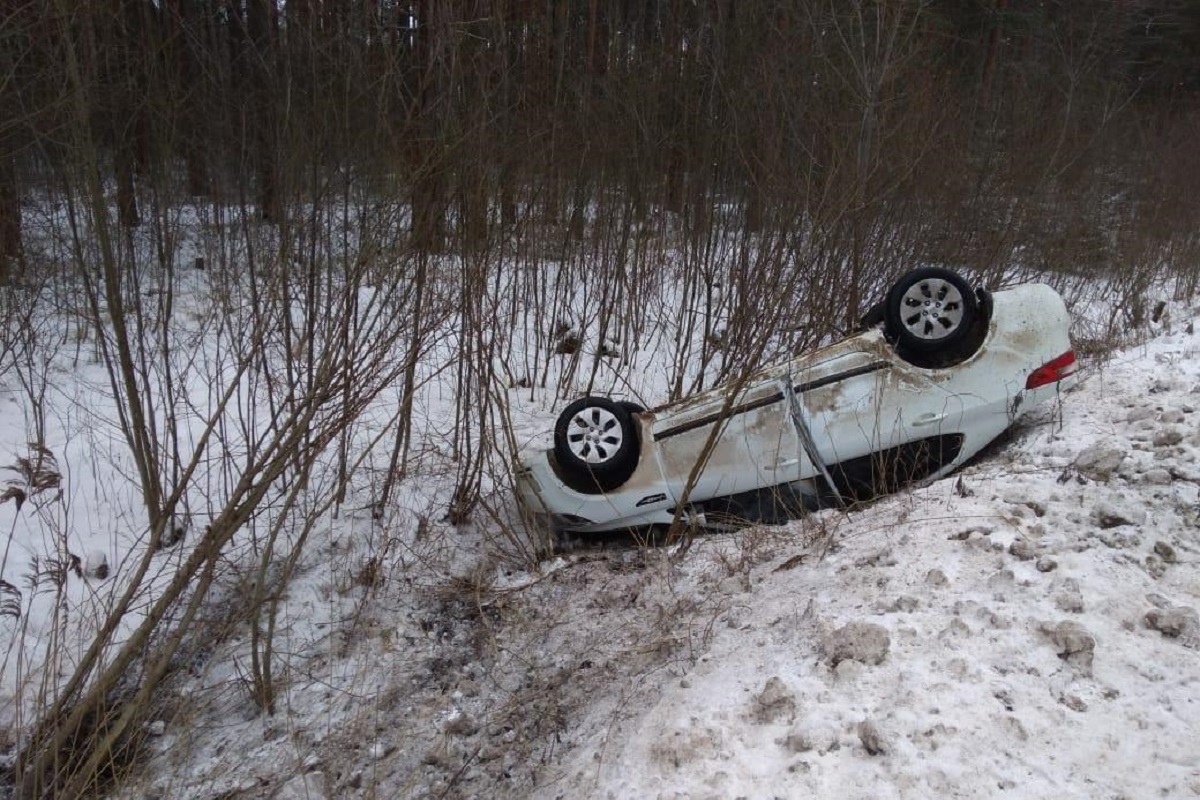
[101,304,1199,800]
[537,318,1200,800]
[5,286,1199,800]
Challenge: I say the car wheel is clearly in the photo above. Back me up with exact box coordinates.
[553,396,640,493]
[885,268,978,357]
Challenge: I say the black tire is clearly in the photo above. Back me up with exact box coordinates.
[884,268,978,356]
[553,396,641,493]
[859,301,886,331]
[618,400,645,415]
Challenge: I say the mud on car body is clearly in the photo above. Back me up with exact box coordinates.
[516,269,1076,533]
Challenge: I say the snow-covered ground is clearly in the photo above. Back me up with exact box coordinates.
[3,264,1200,799]
[540,317,1200,800]
[87,303,1195,800]
[541,341,1200,800]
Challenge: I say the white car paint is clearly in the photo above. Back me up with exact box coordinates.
[516,282,1075,533]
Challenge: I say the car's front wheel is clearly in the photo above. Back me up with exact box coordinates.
[885,268,979,359]
[553,396,641,493]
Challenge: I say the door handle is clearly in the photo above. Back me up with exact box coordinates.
[913,412,946,428]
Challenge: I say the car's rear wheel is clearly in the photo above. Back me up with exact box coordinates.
[885,268,978,358]
[553,396,641,493]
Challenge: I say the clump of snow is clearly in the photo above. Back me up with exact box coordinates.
[823,621,891,667]
[1038,619,1097,676]
[1072,444,1126,481]
[751,676,797,724]
[856,719,889,756]
[1144,605,1199,643]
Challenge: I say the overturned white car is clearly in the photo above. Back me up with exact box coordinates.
[516,268,1076,533]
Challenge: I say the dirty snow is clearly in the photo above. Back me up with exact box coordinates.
[536,318,1200,800]
[2,280,1200,799]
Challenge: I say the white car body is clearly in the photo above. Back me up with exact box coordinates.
[516,282,1075,533]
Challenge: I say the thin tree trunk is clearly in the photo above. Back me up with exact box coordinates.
[460,169,489,254]
[412,169,445,253]
[116,143,140,227]
[176,0,210,196]
[0,158,21,282]
[412,0,446,253]
[980,0,1008,117]
[247,0,280,221]
[378,254,428,512]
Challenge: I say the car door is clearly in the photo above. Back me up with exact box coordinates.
[651,374,802,502]
[797,349,968,495]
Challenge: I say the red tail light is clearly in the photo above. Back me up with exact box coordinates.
[1026,350,1077,390]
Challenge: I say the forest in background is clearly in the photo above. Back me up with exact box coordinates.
[2,0,1199,292]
